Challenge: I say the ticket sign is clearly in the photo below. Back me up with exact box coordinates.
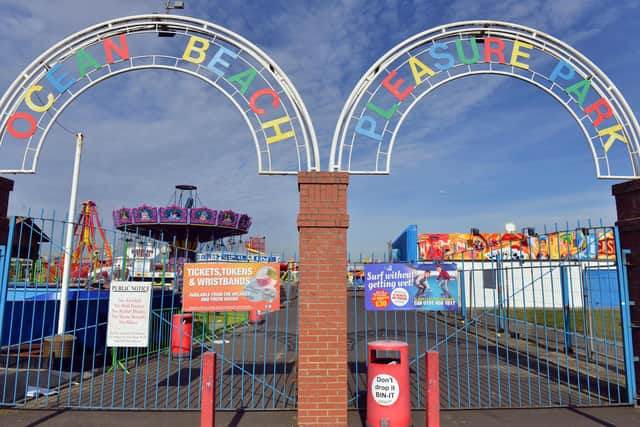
[106,281,152,348]
[182,262,280,312]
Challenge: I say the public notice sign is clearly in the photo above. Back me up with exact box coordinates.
[106,281,152,347]
[364,263,458,311]
[182,262,280,312]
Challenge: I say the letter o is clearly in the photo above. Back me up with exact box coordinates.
[7,112,37,139]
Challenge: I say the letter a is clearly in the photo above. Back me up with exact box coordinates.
[409,57,435,86]
[565,79,591,107]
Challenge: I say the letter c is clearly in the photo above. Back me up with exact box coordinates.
[25,85,54,113]
[249,88,280,114]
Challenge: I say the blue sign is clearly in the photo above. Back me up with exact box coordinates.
[196,252,280,263]
[364,263,458,311]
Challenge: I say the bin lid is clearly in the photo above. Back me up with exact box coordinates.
[368,340,408,350]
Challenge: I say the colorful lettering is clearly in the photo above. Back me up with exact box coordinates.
[262,116,295,144]
[382,70,414,102]
[429,42,455,71]
[24,85,54,113]
[366,102,398,120]
[45,64,75,94]
[455,37,479,65]
[550,60,575,82]
[598,124,628,152]
[206,46,238,77]
[355,116,383,141]
[103,35,130,64]
[565,79,591,106]
[585,98,613,127]
[182,35,210,64]
[7,112,37,139]
[509,40,533,69]
[76,49,101,78]
[228,68,257,95]
[408,57,435,85]
[249,88,280,114]
[483,37,506,64]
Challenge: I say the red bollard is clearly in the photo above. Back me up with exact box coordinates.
[366,340,411,427]
[171,313,193,356]
[200,351,216,427]
[248,310,263,323]
[425,351,440,427]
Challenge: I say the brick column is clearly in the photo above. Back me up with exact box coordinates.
[612,180,640,399]
[0,177,14,246]
[297,172,349,426]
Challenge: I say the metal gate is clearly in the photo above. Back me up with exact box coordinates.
[348,225,637,409]
[0,215,298,409]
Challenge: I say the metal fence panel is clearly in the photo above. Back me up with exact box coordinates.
[348,225,635,409]
[0,216,298,409]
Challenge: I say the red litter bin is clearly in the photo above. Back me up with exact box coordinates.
[367,340,411,427]
[171,313,193,356]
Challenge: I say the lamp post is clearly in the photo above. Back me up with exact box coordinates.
[57,132,83,335]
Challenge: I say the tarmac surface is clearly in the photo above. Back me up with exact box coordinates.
[1,406,640,426]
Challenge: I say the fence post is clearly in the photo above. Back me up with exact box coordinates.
[425,351,439,427]
[0,217,15,344]
[201,351,216,427]
[615,228,637,404]
[560,266,573,353]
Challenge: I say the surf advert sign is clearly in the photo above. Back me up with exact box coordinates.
[182,262,280,312]
[364,263,458,311]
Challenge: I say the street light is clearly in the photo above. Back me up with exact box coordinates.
[165,0,184,12]
[158,1,185,37]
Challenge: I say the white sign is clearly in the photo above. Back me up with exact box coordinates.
[106,280,152,347]
[371,374,399,406]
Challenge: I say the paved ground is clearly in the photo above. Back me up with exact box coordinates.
[1,407,639,426]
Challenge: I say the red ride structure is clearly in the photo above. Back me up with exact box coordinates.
[67,200,113,282]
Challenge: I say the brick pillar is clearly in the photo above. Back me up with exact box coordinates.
[297,172,349,426]
[0,177,14,246]
[612,180,640,399]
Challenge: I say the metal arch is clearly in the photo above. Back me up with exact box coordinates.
[385,70,601,177]
[0,14,320,174]
[20,64,267,175]
[330,20,640,178]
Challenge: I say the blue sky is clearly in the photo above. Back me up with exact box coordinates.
[0,0,639,257]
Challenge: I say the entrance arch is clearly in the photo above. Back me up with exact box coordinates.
[0,14,320,174]
[330,20,640,179]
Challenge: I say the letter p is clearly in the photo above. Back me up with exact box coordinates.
[355,116,383,141]
[550,60,575,83]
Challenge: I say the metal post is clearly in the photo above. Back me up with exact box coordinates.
[425,351,440,427]
[201,351,216,427]
[614,227,637,404]
[57,132,83,335]
[497,258,505,333]
[560,265,573,353]
[0,217,16,343]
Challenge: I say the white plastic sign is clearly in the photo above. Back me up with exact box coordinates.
[371,373,399,406]
[106,281,152,347]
